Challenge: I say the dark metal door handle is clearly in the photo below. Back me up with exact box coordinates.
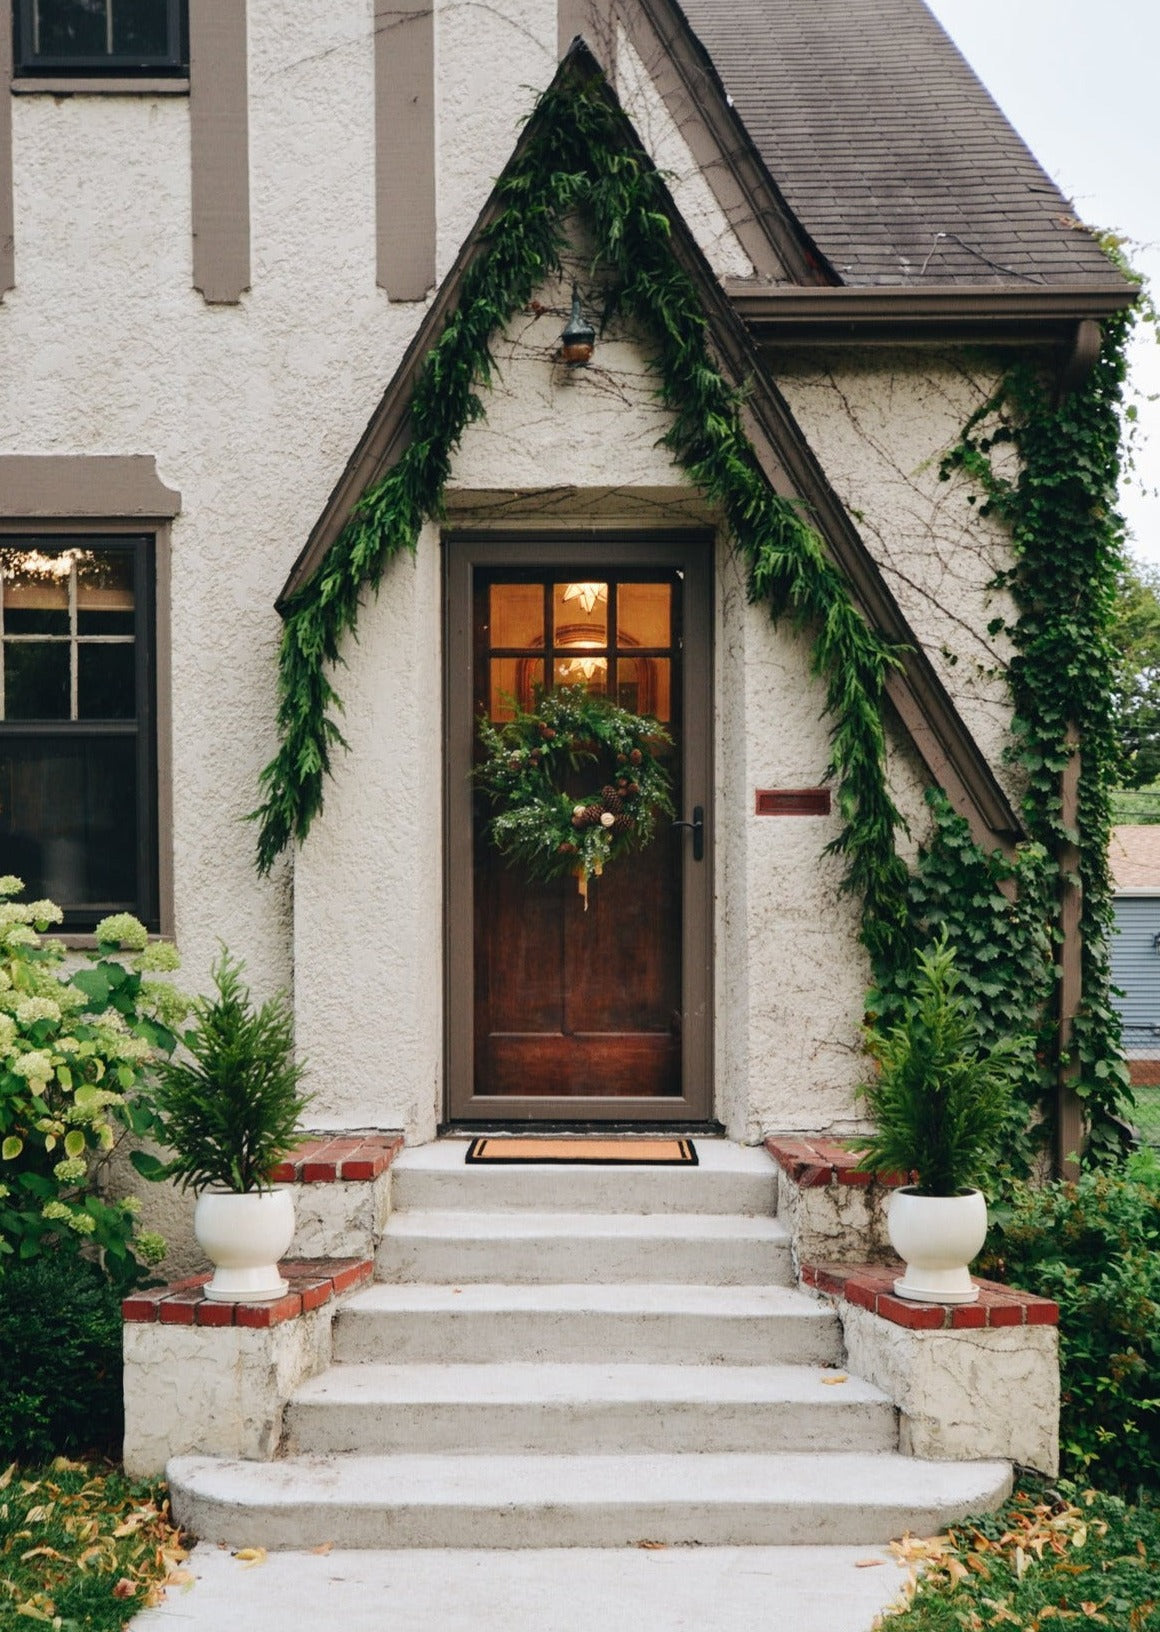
[671,805,704,862]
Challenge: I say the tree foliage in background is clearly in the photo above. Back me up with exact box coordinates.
[1112,558,1160,794]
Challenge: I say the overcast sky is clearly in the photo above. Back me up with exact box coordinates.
[925,0,1160,569]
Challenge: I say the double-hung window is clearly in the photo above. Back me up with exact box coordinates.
[12,0,188,77]
[0,537,158,932]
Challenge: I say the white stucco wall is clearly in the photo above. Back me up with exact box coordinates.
[1,5,1017,1151]
[775,350,1022,808]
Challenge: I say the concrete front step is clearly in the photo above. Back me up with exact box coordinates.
[168,1450,1013,1550]
[390,1139,779,1215]
[376,1210,794,1285]
[283,1361,898,1455]
[332,1281,842,1366]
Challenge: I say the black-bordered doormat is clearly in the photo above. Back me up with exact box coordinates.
[465,1137,698,1165]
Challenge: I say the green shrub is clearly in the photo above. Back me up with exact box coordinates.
[0,878,185,1291]
[857,933,1023,1197]
[135,949,311,1194]
[0,1253,124,1462]
[990,1150,1160,1498]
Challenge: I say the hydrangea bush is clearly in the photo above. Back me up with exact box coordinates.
[0,877,187,1292]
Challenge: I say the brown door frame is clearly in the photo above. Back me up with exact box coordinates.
[444,530,714,1124]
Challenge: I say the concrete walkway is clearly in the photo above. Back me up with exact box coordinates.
[129,1542,911,1631]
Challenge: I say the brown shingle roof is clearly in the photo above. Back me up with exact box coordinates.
[677,0,1124,288]
[1110,826,1160,891]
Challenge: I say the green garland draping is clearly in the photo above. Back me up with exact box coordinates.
[252,60,908,968]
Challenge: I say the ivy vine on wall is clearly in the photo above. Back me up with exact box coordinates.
[938,315,1136,1162]
[252,55,1135,1165]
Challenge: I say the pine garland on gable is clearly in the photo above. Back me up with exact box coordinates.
[252,57,908,965]
[252,52,1136,1163]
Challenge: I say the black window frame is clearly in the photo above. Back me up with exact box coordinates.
[0,533,159,934]
[13,0,188,77]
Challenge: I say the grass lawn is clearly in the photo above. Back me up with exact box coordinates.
[877,1482,1160,1629]
[0,1459,189,1630]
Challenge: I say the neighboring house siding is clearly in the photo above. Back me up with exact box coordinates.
[1112,896,1160,1067]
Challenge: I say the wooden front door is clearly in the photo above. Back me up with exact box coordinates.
[445,535,712,1123]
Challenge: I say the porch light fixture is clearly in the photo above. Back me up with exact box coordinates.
[559,284,596,365]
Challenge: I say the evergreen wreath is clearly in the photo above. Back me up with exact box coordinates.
[476,687,674,905]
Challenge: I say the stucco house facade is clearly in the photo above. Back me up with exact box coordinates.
[0,0,1134,1158]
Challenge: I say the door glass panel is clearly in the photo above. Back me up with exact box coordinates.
[489,657,543,720]
[554,581,607,646]
[554,655,607,695]
[618,656,671,721]
[618,582,671,649]
[489,582,542,649]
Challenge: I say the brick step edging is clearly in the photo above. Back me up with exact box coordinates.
[764,1135,910,1189]
[122,1257,373,1329]
[801,1260,1058,1331]
[270,1133,403,1184]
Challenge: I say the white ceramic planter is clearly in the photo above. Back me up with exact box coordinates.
[887,1185,987,1305]
[194,1187,296,1303]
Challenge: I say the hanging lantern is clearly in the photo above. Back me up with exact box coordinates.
[559,284,596,365]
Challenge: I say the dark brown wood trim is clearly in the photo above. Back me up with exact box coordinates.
[444,531,713,1124]
[559,0,828,285]
[0,2,13,299]
[189,0,249,305]
[1056,723,1083,1177]
[280,45,1020,855]
[12,76,189,94]
[0,455,181,517]
[375,2,435,301]
[619,0,833,285]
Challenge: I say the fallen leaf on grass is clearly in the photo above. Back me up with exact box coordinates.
[112,1578,138,1600]
[233,1547,267,1567]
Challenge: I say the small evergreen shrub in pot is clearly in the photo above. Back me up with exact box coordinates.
[858,934,1022,1303]
[134,950,311,1302]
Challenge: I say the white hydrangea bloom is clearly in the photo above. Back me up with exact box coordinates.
[11,1050,53,1086]
[16,996,62,1026]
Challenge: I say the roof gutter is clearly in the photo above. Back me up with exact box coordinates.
[728,281,1139,349]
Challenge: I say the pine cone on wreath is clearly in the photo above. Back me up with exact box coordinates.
[612,814,634,834]
[583,803,603,825]
[602,790,624,814]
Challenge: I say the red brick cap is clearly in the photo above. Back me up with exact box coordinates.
[764,1135,911,1189]
[800,1260,1059,1331]
[268,1134,403,1185]
[122,1257,373,1328]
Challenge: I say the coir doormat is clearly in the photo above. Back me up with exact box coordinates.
[465,1137,698,1165]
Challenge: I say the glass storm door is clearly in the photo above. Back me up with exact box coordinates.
[445,535,712,1123]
